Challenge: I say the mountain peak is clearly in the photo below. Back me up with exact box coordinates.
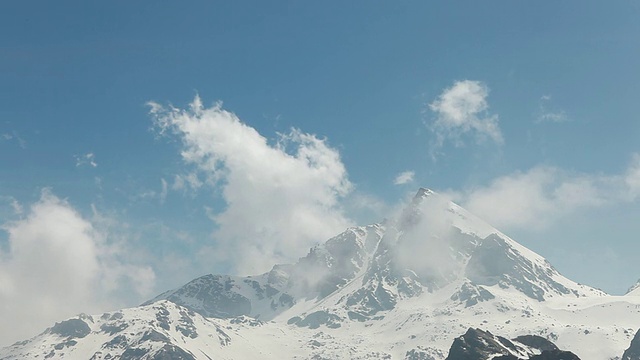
[626,279,640,295]
[3,187,640,360]
[413,187,436,202]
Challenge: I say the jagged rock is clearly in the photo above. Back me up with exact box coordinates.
[530,350,580,360]
[289,311,343,329]
[446,328,525,360]
[450,282,495,307]
[512,335,558,352]
[446,328,579,360]
[50,319,91,338]
[623,329,640,360]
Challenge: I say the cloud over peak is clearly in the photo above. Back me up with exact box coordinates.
[149,96,353,274]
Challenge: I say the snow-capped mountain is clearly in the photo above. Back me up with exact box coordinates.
[2,188,640,360]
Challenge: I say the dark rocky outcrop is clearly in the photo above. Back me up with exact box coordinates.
[50,319,91,338]
[530,350,580,360]
[513,335,558,352]
[446,328,580,360]
[446,328,522,360]
[288,310,343,329]
[623,328,640,360]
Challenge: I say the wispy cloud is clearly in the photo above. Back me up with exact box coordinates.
[0,190,154,346]
[172,173,203,192]
[394,170,415,185]
[428,80,503,154]
[536,95,569,123]
[149,96,353,274]
[0,131,27,148]
[454,154,640,230]
[75,152,98,167]
[159,178,168,204]
[0,196,23,216]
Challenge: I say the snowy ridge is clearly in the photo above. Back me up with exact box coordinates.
[627,280,640,296]
[144,224,386,321]
[2,188,640,360]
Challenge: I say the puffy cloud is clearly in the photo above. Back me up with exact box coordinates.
[75,152,98,167]
[149,96,353,274]
[394,170,415,185]
[456,155,640,230]
[0,191,154,346]
[429,80,503,151]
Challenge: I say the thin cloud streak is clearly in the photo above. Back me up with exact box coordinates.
[454,155,640,231]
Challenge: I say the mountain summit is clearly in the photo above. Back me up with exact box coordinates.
[2,188,639,360]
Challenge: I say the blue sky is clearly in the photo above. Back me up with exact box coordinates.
[2,1,640,344]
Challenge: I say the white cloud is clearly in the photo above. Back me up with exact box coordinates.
[536,95,569,123]
[149,96,353,274]
[75,152,98,167]
[0,191,154,346]
[429,80,503,151]
[394,194,465,283]
[394,170,415,185]
[455,155,640,231]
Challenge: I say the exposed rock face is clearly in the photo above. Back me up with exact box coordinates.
[450,281,495,307]
[145,224,385,320]
[529,350,580,360]
[465,234,576,302]
[50,319,91,338]
[446,328,526,360]
[147,274,253,318]
[445,328,580,360]
[288,310,343,329]
[623,329,640,360]
[512,335,558,352]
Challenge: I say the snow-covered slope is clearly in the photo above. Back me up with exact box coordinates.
[144,223,385,321]
[3,188,640,360]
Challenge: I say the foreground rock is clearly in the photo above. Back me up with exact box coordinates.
[445,328,580,360]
